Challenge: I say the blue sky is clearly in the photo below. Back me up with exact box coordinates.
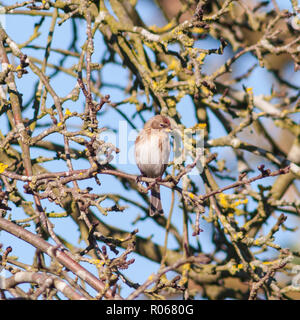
[0,0,299,299]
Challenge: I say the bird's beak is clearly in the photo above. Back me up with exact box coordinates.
[165,128,171,133]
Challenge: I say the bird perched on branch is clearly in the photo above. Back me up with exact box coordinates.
[135,115,171,216]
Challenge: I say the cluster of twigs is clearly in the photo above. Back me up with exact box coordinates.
[0,0,299,300]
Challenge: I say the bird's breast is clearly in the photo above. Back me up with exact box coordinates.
[135,130,170,178]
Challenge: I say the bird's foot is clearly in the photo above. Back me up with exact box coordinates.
[146,176,162,191]
[165,174,178,185]
[136,174,145,184]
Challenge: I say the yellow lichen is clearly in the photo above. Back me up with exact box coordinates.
[187,78,195,88]
[188,192,195,200]
[0,163,8,173]
[197,52,207,65]
[178,276,188,286]
[219,193,230,208]
[168,107,177,117]
[195,123,207,129]
[201,85,212,96]
[149,21,175,33]
[152,81,158,90]
[159,274,168,284]
[166,98,176,108]
[262,261,272,265]
[65,108,72,116]
[191,27,205,34]
[254,239,260,246]
[168,58,180,71]
[219,193,248,211]
[182,263,191,272]
[148,274,154,281]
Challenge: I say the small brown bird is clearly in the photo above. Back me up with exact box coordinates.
[135,115,171,216]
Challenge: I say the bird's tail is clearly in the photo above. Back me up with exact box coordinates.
[150,184,164,216]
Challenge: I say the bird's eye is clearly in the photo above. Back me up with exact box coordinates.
[160,123,165,127]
